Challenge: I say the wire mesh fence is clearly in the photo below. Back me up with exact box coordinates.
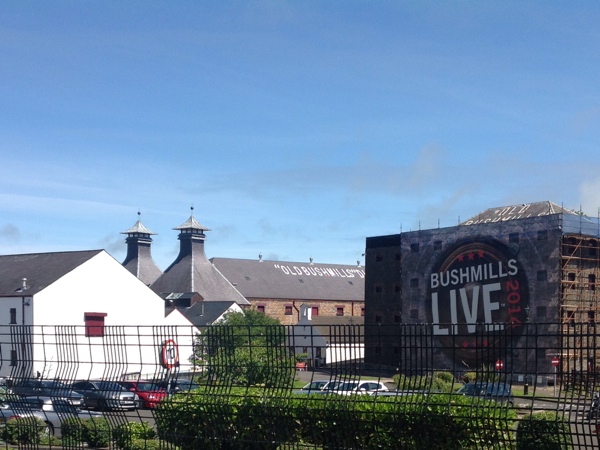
[0,322,598,449]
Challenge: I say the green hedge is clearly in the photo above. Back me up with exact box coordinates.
[156,388,518,449]
[1,416,47,445]
[516,411,573,450]
[113,421,156,450]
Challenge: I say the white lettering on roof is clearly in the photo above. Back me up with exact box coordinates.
[273,264,365,278]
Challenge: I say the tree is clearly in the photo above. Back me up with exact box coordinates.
[191,310,295,387]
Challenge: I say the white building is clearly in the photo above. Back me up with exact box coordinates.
[0,249,195,381]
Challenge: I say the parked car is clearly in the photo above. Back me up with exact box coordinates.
[9,379,85,406]
[71,380,139,410]
[153,378,200,394]
[300,381,328,392]
[292,380,329,395]
[456,382,514,405]
[334,380,390,395]
[4,396,102,436]
[0,402,47,431]
[119,381,166,408]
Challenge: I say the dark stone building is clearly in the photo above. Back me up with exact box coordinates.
[364,201,600,379]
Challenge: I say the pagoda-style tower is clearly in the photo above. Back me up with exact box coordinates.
[121,212,162,285]
[150,208,249,306]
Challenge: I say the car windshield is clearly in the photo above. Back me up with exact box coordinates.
[458,383,486,395]
[96,382,127,391]
[39,380,70,389]
[135,383,160,391]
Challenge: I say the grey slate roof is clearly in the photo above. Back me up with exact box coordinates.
[173,215,210,232]
[152,255,249,305]
[0,250,102,296]
[121,219,156,236]
[461,201,573,225]
[210,258,365,301]
[177,301,237,327]
[462,200,600,238]
[151,214,249,306]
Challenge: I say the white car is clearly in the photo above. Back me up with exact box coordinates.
[334,380,390,395]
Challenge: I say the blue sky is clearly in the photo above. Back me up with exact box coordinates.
[1,1,599,270]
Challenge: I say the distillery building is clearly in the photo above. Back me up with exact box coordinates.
[364,201,600,379]
[121,211,364,324]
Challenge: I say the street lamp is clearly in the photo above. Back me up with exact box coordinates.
[524,305,530,395]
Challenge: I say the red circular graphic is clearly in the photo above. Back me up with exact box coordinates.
[427,239,529,365]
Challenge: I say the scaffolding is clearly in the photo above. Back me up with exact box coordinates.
[560,232,600,381]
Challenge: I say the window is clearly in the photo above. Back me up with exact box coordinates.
[284,305,293,315]
[9,308,17,324]
[410,243,419,253]
[589,311,596,325]
[509,233,519,243]
[360,307,365,316]
[433,241,442,251]
[410,309,419,320]
[537,270,547,282]
[257,305,265,314]
[10,350,17,366]
[590,274,596,291]
[376,255,383,262]
[394,314,401,323]
[336,307,344,316]
[394,284,401,293]
[311,306,319,316]
[84,313,107,338]
[375,315,382,323]
[375,285,383,293]
[537,230,547,241]
[410,278,419,288]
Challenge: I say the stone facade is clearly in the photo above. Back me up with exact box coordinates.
[364,205,577,375]
[248,298,365,326]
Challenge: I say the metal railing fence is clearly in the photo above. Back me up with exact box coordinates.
[0,322,598,449]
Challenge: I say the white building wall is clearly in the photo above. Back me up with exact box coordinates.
[1,251,195,381]
[326,343,364,365]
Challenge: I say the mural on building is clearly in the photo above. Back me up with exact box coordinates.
[427,238,529,365]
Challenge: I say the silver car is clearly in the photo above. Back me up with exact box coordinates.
[71,380,138,410]
[8,396,103,436]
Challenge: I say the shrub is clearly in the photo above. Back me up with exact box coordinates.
[431,371,456,392]
[516,411,573,450]
[462,371,477,383]
[1,416,47,444]
[128,439,162,450]
[114,421,156,450]
[83,417,112,448]
[61,417,85,448]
